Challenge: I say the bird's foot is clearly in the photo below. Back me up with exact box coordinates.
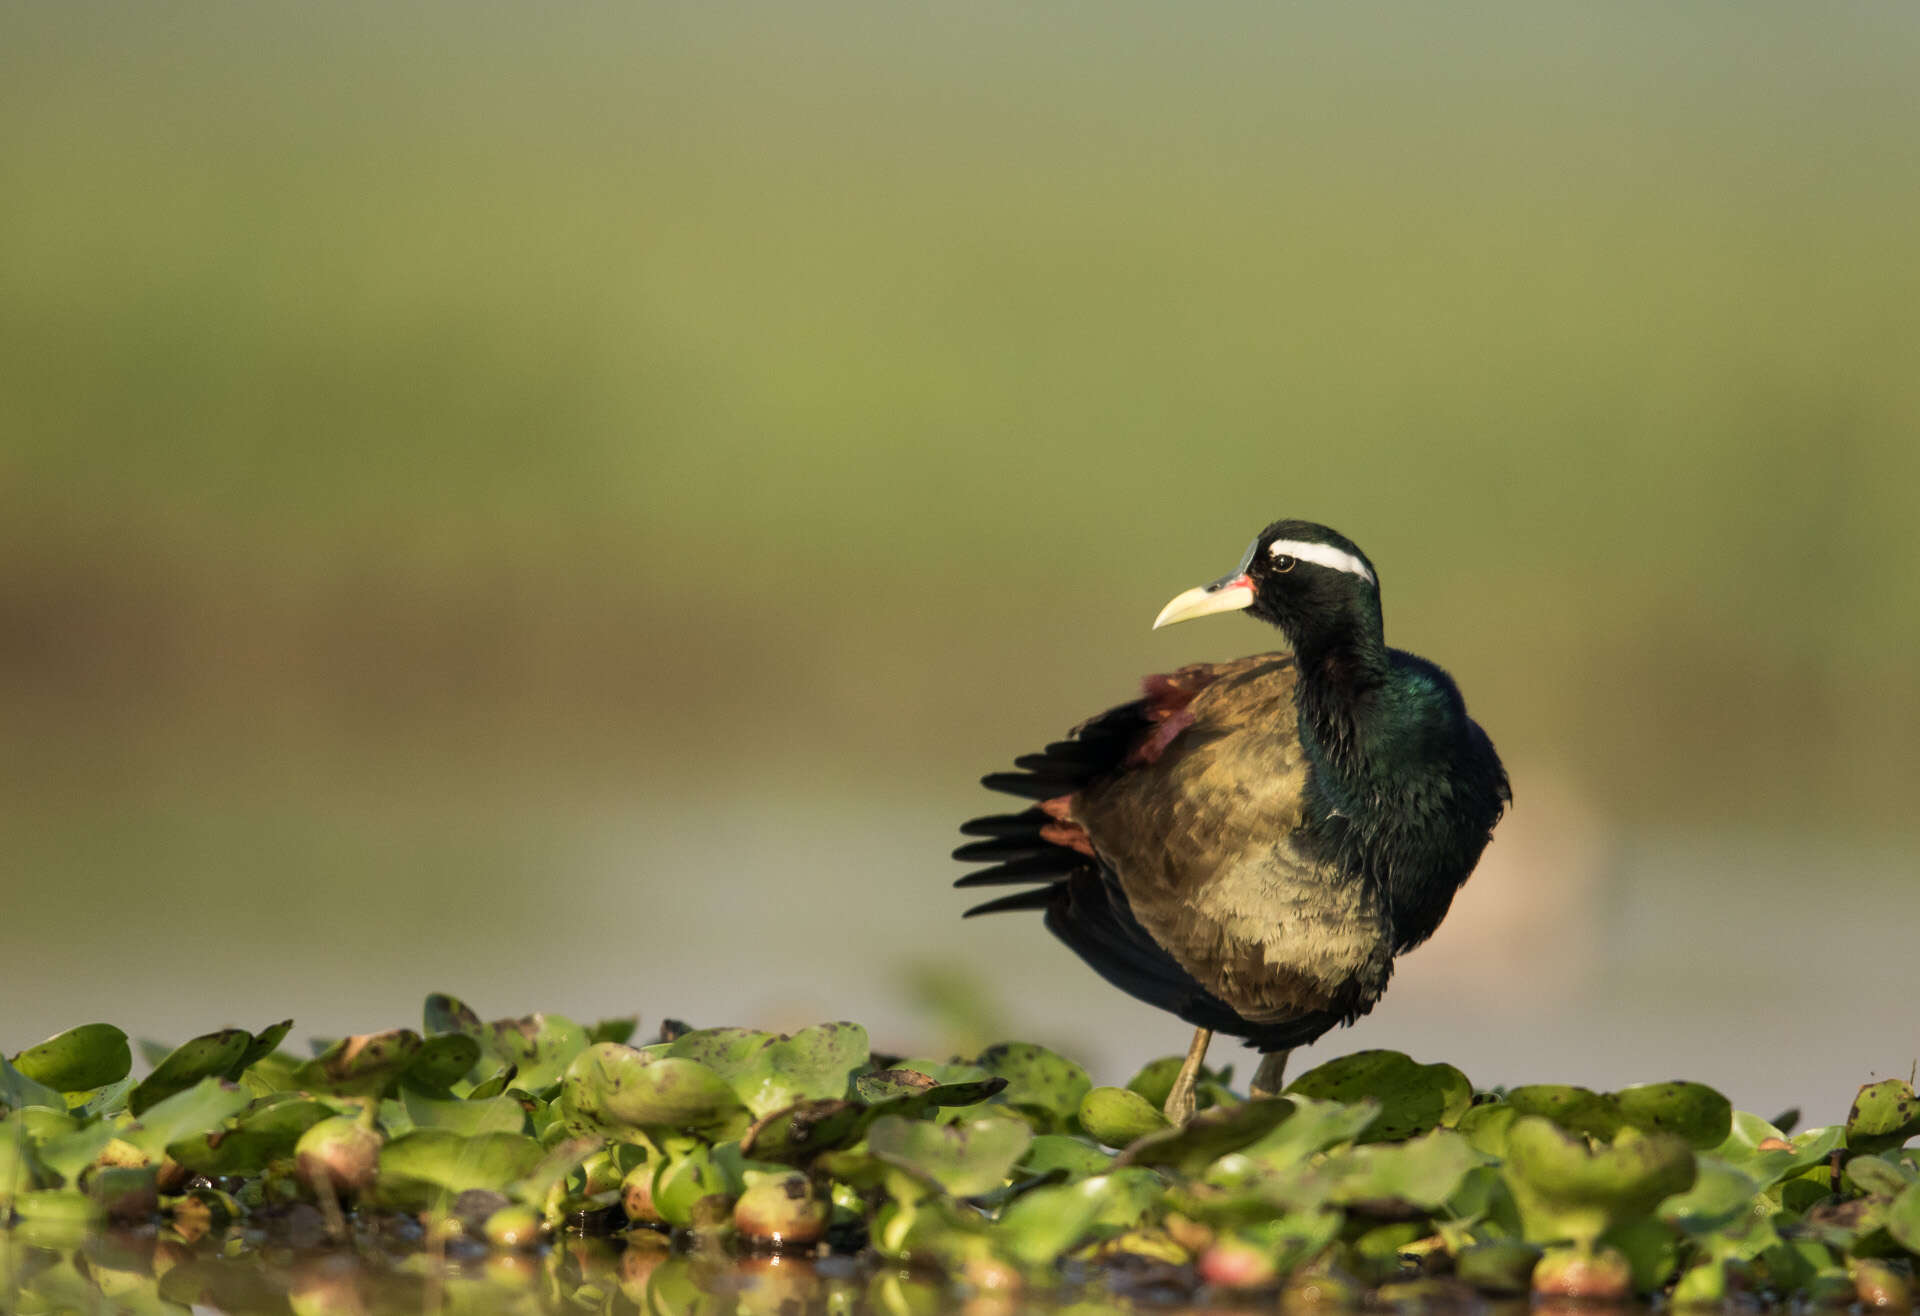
[1249,1049,1291,1101]
[1162,1026,1213,1124]
[1162,1073,1198,1125]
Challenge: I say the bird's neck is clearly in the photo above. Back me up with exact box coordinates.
[1290,620,1391,775]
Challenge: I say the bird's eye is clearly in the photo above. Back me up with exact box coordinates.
[1272,554,1296,573]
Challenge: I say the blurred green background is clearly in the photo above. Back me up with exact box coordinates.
[4,3,1916,1114]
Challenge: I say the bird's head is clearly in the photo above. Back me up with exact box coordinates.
[1153,520,1382,652]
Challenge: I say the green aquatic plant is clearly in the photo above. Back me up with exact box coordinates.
[3,996,1918,1311]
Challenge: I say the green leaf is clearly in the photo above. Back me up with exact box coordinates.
[1503,1116,1697,1247]
[666,1023,867,1117]
[867,1115,1033,1197]
[1,1055,66,1113]
[650,1142,733,1227]
[1711,1111,1844,1187]
[10,1025,131,1094]
[1507,1085,1623,1139]
[993,1175,1110,1264]
[1611,1082,1733,1150]
[975,1042,1091,1132]
[1286,1050,1472,1142]
[293,1030,424,1097]
[376,1129,544,1208]
[228,1021,294,1080]
[399,1088,529,1137]
[123,1077,252,1161]
[1326,1128,1485,1208]
[1116,1098,1295,1177]
[854,1068,1007,1112]
[751,1023,870,1114]
[1078,1086,1170,1148]
[423,992,483,1037]
[1848,1080,1920,1154]
[167,1097,335,1176]
[409,1034,484,1093]
[1020,1133,1113,1182]
[130,1030,252,1116]
[1242,1095,1383,1166]
[1845,1153,1915,1199]
[1885,1181,1920,1254]
[740,1098,867,1164]
[560,1043,749,1137]
[1657,1156,1761,1235]
[586,1016,639,1046]
[475,1014,589,1094]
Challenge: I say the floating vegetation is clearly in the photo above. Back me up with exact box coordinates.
[4,997,1919,1311]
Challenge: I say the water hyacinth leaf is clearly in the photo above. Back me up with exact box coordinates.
[1711,1113,1845,1188]
[587,1016,639,1046]
[1848,1080,1920,1154]
[1455,1239,1543,1294]
[1286,1050,1472,1142]
[1886,1181,1920,1253]
[890,1057,998,1087]
[993,1176,1109,1265]
[405,1035,483,1094]
[10,1025,131,1094]
[128,1030,250,1116]
[1506,1085,1622,1139]
[508,1134,601,1207]
[123,1077,252,1161]
[1457,1101,1518,1157]
[976,1042,1091,1131]
[867,1115,1033,1197]
[376,1130,544,1207]
[167,1097,336,1176]
[1503,1115,1696,1246]
[1243,1095,1382,1166]
[1088,1166,1165,1231]
[1,1055,65,1113]
[855,1068,1007,1111]
[1078,1086,1169,1148]
[1326,1128,1485,1209]
[740,1098,866,1164]
[667,1027,775,1073]
[76,1077,137,1120]
[1658,1156,1762,1234]
[228,1021,294,1079]
[665,1024,864,1117]
[1612,1081,1733,1150]
[468,1066,517,1101]
[650,1143,733,1228]
[561,1043,749,1137]
[1845,1154,1914,1199]
[35,1123,120,1184]
[400,1089,528,1137]
[1021,1134,1114,1182]
[0,1124,36,1203]
[1604,1214,1684,1293]
[1117,1098,1294,1178]
[423,992,484,1037]
[746,1023,869,1115]
[294,1030,424,1097]
[478,1014,589,1094]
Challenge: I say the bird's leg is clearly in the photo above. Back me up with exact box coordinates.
[1162,1027,1213,1123]
[1250,1048,1292,1100]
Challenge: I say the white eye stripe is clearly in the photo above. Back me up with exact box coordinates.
[1267,539,1377,585]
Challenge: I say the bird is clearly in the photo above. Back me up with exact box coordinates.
[954,520,1510,1123]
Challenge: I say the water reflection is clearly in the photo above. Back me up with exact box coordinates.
[0,1228,1578,1316]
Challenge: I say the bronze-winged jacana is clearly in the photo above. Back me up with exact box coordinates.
[955,520,1510,1121]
